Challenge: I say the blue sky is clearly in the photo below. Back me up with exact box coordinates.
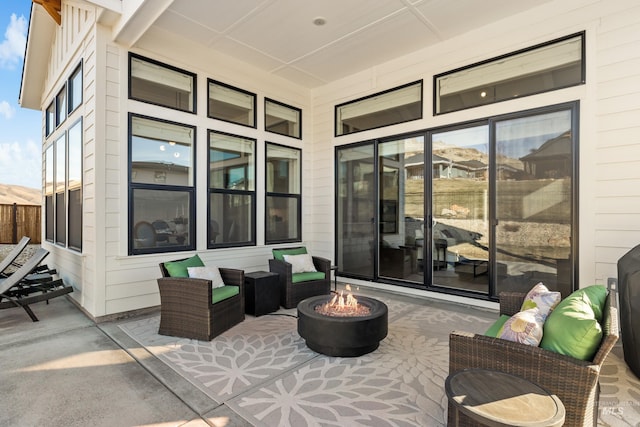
[0,1,41,189]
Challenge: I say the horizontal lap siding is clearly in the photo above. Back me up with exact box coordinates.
[594,1,640,280]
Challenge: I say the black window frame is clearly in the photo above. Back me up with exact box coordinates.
[265,142,302,244]
[264,98,302,139]
[68,61,83,115]
[128,113,197,255]
[67,117,83,252]
[207,130,257,249]
[46,102,55,136]
[433,32,586,115]
[207,79,257,129]
[54,133,66,246]
[334,80,423,137]
[55,85,67,127]
[128,52,197,114]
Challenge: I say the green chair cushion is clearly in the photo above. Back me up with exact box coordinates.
[212,285,239,304]
[292,271,325,283]
[484,314,510,337]
[540,286,605,361]
[273,247,307,261]
[164,254,204,277]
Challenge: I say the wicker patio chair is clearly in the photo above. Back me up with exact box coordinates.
[268,247,331,309]
[448,290,619,427]
[157,259,245,341]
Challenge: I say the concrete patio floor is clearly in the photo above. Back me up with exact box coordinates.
[0,289,637,426]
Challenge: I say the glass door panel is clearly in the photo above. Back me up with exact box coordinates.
[337,144,376,279]
[495,110,573,296]
[431,126,489,293]
[378,136,425,282]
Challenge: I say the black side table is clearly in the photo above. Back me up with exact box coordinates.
[244,271,280,316]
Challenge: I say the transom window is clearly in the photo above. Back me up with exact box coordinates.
[208,80,256,128]
[265,98,301,139]
[335,80,423,136]
[129,53,196,113]
[435,33,584,114]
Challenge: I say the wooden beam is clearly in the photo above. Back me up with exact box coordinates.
[33,0,61,25]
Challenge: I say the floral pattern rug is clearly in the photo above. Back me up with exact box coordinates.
[119,292,640,426]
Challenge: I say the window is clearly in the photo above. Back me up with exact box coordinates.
[265,98,301,139]
[68,62,83,114]
[45,145,54,242]
[43,62,85,250]
[55,86,67,127]
[335,80,423,136]
[55,134,66,245]
[208,131,256,247]
[46,102,55,136]
[129,114,196,254]
[208,80,256,128]
[265,143,301,243]
[67,119,82,251]
[435,33,584,114]
[129,53,196,113]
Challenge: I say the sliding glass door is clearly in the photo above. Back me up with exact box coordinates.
[494,109,574,297]
[431,125,490,294]
[378,136,425,281]
[335,103,577,299]
[336,144,375,279]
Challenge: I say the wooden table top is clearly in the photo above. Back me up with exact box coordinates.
[445,368,565,427]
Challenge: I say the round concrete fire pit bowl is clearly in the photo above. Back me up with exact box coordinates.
[297,295,388,357]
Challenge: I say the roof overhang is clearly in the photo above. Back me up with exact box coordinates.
[19,4,56,110]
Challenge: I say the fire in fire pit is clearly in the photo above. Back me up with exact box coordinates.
[314,285,371,317]
[298,288,388,357]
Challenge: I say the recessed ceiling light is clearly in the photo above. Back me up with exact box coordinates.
[313,16,327,26]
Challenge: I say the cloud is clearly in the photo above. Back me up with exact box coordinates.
[0,100,15,119]
[0,14,27,69]
[0,139,42,189]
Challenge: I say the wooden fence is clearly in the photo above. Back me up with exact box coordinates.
[0,203,41,244]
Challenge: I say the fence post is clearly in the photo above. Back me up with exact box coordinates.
[12,202,18,244]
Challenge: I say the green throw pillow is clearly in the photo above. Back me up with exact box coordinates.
[164,254,204,277]
[571,285,608,323]
[539,286,605,361]
[273,247,307,261]
[484,314,510,337]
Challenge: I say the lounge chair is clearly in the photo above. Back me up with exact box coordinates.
[0,236,31,277]
[0,247,73,322]
[0,236,58,283]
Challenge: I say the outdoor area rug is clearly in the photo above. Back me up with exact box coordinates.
[119,291,640,426]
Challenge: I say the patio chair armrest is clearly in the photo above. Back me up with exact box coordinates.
[312,256,331,275]
[498,292,527,316]
[157,277,213,310]
[219,268,245,290]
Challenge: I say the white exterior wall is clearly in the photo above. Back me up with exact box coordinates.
[310,0,640,293]
[40,2,98,315]
[98,26,315,317]
[37,0,640,318]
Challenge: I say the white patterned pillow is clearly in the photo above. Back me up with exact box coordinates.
[187,266,225,289]
[499,308,544,346]
[521,282,561,321]
[283,253,317,273]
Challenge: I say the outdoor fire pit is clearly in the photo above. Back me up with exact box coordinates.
[297,290,388,357]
